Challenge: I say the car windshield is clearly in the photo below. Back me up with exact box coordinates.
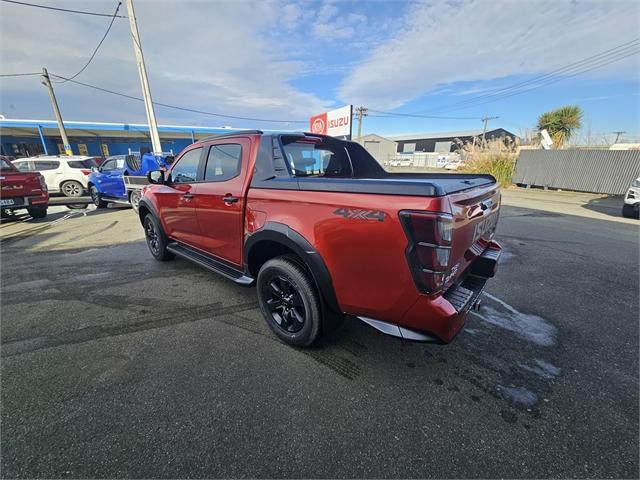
[0,159,13,171]
[68,159,99,169]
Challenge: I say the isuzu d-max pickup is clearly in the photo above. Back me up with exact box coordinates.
[138,131,502,347]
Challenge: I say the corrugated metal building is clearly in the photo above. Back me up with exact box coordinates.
[388,128,517,153]
[0,118,245,158]
[513,149,640,195]
[357,133,398,165]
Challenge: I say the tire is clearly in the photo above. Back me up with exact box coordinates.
[129,190,141,212]
[143,213,174,261]
[27,206,47,219]
[90,185,108,208]
[60,180,84,198]
[622,203,639,219]
[257,256,322,347]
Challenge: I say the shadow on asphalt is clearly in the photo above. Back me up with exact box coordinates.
[582,195,626,218]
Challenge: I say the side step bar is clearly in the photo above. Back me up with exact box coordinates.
[167,242,254,286]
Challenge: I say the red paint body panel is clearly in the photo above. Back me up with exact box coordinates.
[0,159,49,208]
[142,134,501,343]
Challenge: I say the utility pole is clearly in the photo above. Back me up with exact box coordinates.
[355,106,368,142]
[612,131,626,144]
[481,116,499,147]
[41,67,72,156]
[125,0,162,154]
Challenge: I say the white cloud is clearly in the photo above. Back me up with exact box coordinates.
[338,0,640,109]
[0,0,331,126]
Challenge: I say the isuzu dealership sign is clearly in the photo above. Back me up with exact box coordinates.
[309,105,353,138]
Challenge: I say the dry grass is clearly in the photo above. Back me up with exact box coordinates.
[458,138,518,187]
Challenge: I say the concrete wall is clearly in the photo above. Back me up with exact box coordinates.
[358,134,398,165]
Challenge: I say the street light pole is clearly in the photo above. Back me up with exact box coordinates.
[41,67,72,156]
[125,0,162,154]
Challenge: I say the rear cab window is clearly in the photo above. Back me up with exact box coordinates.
[1,159,16,171]
[281,136,354,178]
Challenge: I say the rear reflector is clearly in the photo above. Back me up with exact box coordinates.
[400,210,454,294]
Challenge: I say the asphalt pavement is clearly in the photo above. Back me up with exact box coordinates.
[1,190,638,478]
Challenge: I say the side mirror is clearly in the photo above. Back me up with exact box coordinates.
[147,170,165,185]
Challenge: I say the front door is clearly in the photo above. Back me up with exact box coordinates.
[156,146,203,247]
[99,157,127,198]
[193,139,249,266]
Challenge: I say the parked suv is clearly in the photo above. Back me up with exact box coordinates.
[138,131,502,347]
[12,155,99,197]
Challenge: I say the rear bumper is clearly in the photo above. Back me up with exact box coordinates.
[367,241,501,343]
[0,193,49,210]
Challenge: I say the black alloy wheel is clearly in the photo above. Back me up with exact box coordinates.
[256,256,322,346]
[262,275,306,333]
[144,216,160,256]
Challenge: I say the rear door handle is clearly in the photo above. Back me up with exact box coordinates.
[223,194,238,204]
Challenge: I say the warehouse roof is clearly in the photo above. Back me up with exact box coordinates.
[387,128,514,141]
[0,118,280,139]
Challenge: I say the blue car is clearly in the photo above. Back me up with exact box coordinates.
[88,154,169,208]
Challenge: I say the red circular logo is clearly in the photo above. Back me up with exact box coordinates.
[312,118,324,133]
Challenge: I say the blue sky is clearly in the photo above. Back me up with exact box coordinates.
[1,0,639,144]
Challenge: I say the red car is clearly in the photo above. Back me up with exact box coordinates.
[138,132,501,347]
[0,156,49,218]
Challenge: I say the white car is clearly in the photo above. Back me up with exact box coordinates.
[444,159,464,170]
[622,177,640,219]
[12,155,100,197]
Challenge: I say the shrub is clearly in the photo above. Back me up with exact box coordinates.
[458,138,518,187]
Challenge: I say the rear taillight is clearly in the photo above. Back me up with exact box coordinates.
[400,210,453,294]
[38,175,48,192]
[80,169,91,175]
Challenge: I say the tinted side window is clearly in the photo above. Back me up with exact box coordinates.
[281,139,353,178]
[204,144,242,182]
[100,159,116,171]
[34,161,60,170]
[171,148,202,183]
[68,159,98,169]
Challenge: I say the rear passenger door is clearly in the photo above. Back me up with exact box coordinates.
[193,139,250,266]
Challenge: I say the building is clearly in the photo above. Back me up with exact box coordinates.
[0,118,248,158]
[356,133,398,165]
[388,128,517,154]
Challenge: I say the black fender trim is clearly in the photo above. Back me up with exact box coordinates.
[244,222,341,314]
[137,198,159,225]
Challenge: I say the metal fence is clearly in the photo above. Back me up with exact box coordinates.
[513,149,640,195]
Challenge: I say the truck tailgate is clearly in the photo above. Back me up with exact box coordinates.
[444,182,501,288]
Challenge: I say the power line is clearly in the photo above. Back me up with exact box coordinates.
[0,72,41,77]
[1,0,127,17]
[53,2,122,84]
[367,109,482,120]
[49,73,308,124]
[436,48,640,113]
[421,39,640,113]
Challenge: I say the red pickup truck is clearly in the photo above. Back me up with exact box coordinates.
[0,157,49,218]
[138,132,501,347]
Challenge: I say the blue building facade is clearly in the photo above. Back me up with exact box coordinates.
[0,119,244,158]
